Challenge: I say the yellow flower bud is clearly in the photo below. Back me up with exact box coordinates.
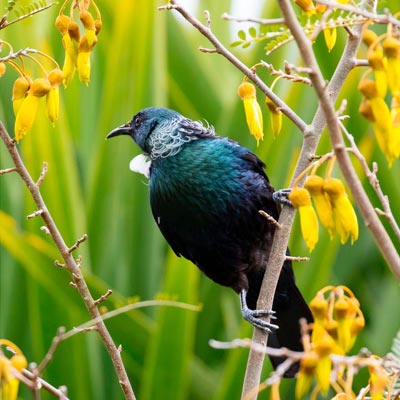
[289,188,319,251]
[362,29,379,47]
[55,14,70,34]
[12,76,31,116]
[14,94,40,141]
[10,354,27,371]
[238,82,264,144]
[95,19,102,35]
[29,78,51,97]
[68,20,80,42]
[47,68,64,87]
[305,175,335,237]
[265,97,282,138]
[310,295,328,320]
[46,87,60,124]
[80,11,95,30]
[323,178,358,244]
[359,98,375,122]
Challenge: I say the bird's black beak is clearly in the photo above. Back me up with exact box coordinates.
[106,121,132,139]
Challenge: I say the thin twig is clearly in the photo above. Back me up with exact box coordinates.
[21,369,69,400]
[36,162,48,187]
[37,327,66,374]
[67,234,88,254]
[0,166,17,175]
[94,289,113,305]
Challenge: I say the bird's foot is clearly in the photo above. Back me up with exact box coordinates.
[240,290,279,332]
[272,188,293,207]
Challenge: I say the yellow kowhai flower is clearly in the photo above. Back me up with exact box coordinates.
[391,95,400,157]
[0,339,28,400]
[14,78,51,141]
[265,97,282,138]
[305,175,335,238]
[77,34,97,85]
[289,187,319,251]
[295,351,319,399]
[238,81,264,144]
[382,36,400,97]
[358,79,397,165]
[46,68,64,124]
[314,334,335,395]
[368,49,388,98]
[323,178,358,244]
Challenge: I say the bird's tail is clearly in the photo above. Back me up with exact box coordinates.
[267,282,313,378]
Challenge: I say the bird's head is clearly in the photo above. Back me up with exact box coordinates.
[106,107,184,155]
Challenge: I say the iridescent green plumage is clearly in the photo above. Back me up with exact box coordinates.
[107,107,313,376]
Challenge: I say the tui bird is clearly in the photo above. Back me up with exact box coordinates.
[107,107,313,376]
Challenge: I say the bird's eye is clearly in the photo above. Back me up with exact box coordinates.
[134,117,142,128]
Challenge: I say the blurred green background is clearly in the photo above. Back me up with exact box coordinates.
[0,0,399,399]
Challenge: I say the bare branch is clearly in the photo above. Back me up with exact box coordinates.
[0,122,136,400]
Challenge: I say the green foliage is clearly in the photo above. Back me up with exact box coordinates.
[0,0,399,399]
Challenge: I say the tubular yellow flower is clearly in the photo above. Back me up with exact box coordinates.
[358,79,397,165]
[12,76,31,116]
[295,352,319,399]
[323,178,358,244]
[80,11,96,47]
[238,81,264,144]
[305,175,335,237]
[77,50,91,85]
[46,87,60,125]
[289,187,319,251]
[382,36,400,96]
[368,49,388,98]
[61,33,77,86]
[314,334,335,395]
[265,97,282,138]
[14,94,40,141]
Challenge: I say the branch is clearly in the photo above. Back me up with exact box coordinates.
[0,122,136,400]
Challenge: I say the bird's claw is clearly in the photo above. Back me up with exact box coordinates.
[272,188,293,207]
[240,289,279,332]
[241,308,279,332]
